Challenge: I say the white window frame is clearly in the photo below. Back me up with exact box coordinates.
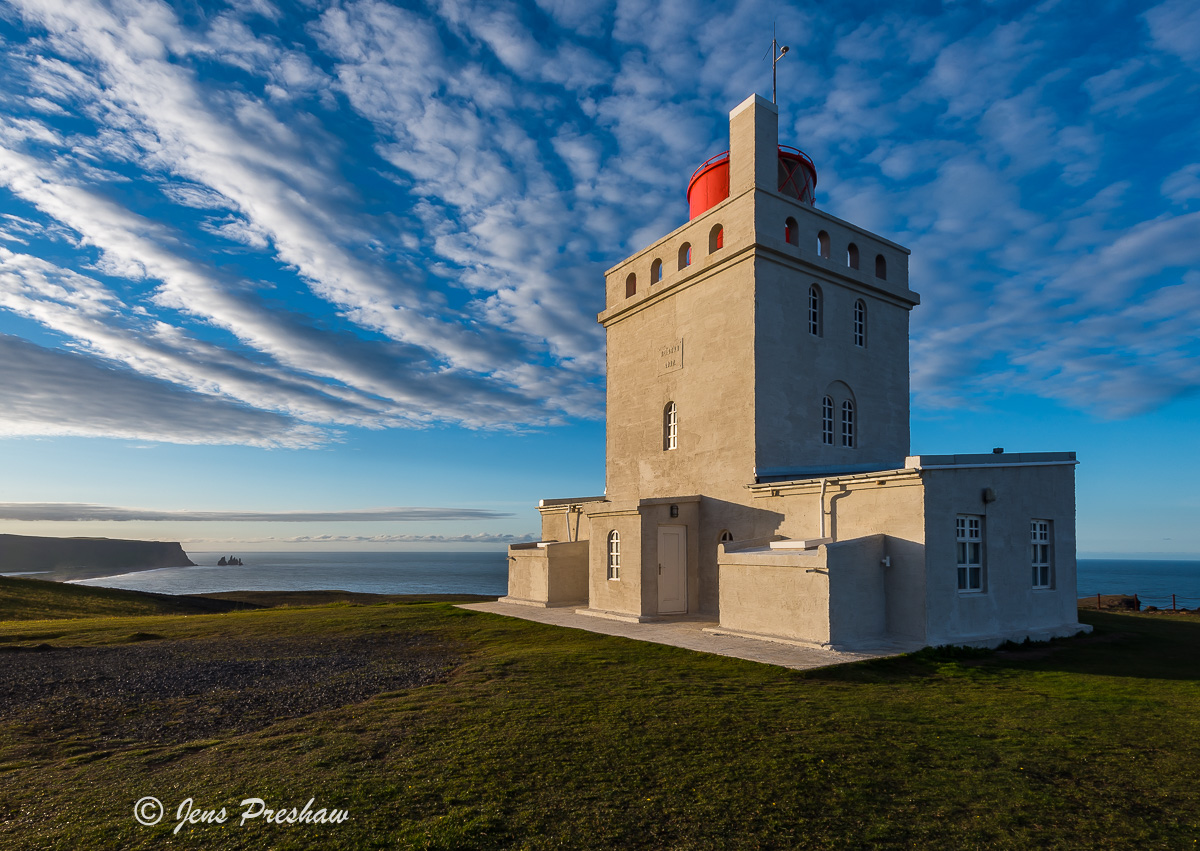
[853,299,866,348]
[809,285,822,337]
[664,401,677,451]
[840,399,855,448]
[607,530,620,580]
[1031,519,1052,589]
[821,395,834,445]
[956,514,983,593]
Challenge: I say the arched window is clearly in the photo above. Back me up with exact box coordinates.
[651,258,663,283]
[625,273,637,298]
[709,224,724,252]
[808,285,823,337]
[607,530,620,580]
[841,400,855,448]
[678,242,692,270]
[817,230,830,259]
[785,217,799,246]
[822,396,834,445]
[875,254,887,280]
[853,299,866,348]
[663,401,677,450]
[720,530,734,544]
[847,243,859,269]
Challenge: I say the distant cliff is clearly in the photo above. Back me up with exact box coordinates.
[0,534,195,581]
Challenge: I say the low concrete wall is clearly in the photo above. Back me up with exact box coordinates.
[716,546,830,644]
[826,535,887,648]
[504,541,590,607]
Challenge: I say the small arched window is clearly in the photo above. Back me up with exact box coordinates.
[663,401,677,451]
[875,254,887,280]
[709,224,724,252]
[607,531,620,580]
[817,231,830,259]
[853,299,866,348]
[625,273,637,298]
[822,396,834,445]
[841,400,855,448]
[720,530,734,544]
[651,258,663,283]
[678,242,692,270]
[808,285,823,337]
[785,217,799,246]
[847,243,859,270]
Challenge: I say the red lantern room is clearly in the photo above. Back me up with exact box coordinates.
[686,145,817,220]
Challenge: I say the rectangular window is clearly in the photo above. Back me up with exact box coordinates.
[1031,519,1052,589]
[956,514,983,592]
[822,396,833,445]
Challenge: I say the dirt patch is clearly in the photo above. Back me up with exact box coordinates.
[0,632,457,748]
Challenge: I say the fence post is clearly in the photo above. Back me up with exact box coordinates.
[1097,593,1101,611]
[1173,594,1177,612]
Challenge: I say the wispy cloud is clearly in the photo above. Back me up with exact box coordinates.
[0,502,513,522]
[187,533,537,544]
[0,0,1196,452]
[0,333,324,447]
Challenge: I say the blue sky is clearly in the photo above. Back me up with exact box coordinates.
[0,0,1196,556]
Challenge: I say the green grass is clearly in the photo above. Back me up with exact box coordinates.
[0,575,258,620]
[1,582,1198,849]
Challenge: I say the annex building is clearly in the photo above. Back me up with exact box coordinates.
[504,94,1090,651]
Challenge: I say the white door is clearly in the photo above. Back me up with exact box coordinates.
[657,525,687,614]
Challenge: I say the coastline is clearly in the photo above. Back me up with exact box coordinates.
[1,562,182,583]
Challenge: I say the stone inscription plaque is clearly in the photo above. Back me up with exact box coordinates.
[659,338,683,374]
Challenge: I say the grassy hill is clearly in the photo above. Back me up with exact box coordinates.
[0,575,257,620]
[1,582,1198,849]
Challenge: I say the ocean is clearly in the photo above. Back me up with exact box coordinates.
[1075,559,1200,609]
[55,553,1200,610]
[69,551,509,597]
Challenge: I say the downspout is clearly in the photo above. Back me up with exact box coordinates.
[819,478,827,539]
[565,506,575,542]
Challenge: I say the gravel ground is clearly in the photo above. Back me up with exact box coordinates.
[0,632,458,747]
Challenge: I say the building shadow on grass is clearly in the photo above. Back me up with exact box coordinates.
[799,611,1200,683]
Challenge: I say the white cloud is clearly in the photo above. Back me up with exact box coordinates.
[1144,0,1200,66]
[0,501,512,522]
[0,0,1197,450]
[1162,163,1200,205]
[0,333,324,446]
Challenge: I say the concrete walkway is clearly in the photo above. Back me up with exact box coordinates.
[457,601,903,671]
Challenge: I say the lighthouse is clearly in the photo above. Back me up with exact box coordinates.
[505,94,1087,652]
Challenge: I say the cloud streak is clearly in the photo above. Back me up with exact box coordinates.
[0,502,513,522]
[0,0,1195,454]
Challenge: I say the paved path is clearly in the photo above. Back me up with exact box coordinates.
[458,601,903,671]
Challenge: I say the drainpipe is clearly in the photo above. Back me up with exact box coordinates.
[565,506,575,542]
[819,478,827,538]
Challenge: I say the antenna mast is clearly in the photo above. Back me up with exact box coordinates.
[769,23,790,104]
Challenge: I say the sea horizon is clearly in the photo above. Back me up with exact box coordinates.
[7,551,1183,611]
